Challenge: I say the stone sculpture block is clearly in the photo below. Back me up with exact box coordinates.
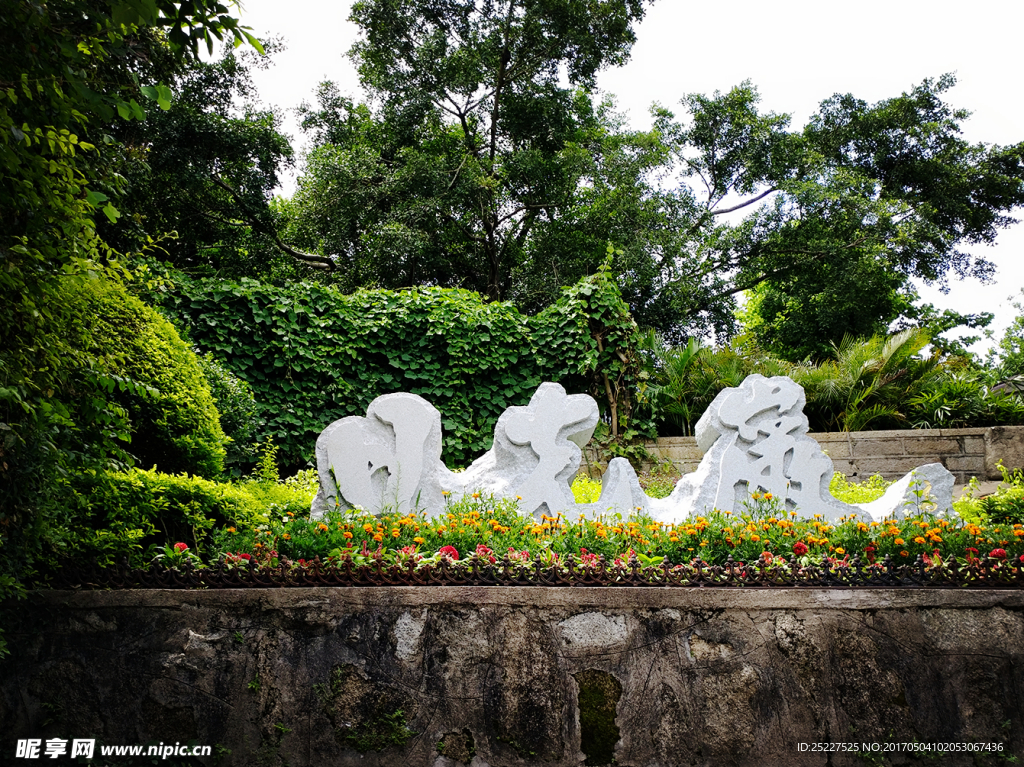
[311,392,450,518]
[649,375,863,522]
[310,376,956,523]
[450,382,599,520]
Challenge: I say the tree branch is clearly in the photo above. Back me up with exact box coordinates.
[211,176,335,270]
[711,187,778,216]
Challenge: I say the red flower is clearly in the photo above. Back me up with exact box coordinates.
[438,545,460,561]
[864,544,876,565]
[990,548,1008,560]
[174,542,188,552]
[475,543,496,563]
[793,542,809,556]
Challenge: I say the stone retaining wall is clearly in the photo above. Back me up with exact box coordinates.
[583,425,1024,484]
[2,588,1023,766]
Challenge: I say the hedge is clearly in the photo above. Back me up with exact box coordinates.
[161,264,641,468]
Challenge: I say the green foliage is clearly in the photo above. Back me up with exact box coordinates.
[161,265,643,468]
[101,41,324,276]
[197,353,261,469]
[0,0,258,654]
[252,435,280,483]
[636,460,682,500]
[638,328,1024,436]
[637,336,766,436]
[990,290,1024,381]
[571,475,603,504]
[728,75,1024,355]
[78,277,227,478]
[59,468,265,568]
[828,473,892,505]
[789,328,942,432]
[343,709,417,754]
[969,462,1024,525]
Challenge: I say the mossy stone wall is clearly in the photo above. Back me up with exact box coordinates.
[2,588,1023,766]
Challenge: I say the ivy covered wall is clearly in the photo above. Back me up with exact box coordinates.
[162,264,642,468]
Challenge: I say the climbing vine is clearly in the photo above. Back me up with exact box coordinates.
[161,264,643,468]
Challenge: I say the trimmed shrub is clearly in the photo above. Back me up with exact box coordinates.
[197,352,261,470]
[76,278,227,478]
[57,469,271,567]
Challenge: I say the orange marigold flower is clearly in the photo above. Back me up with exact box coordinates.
[343,532,353,539]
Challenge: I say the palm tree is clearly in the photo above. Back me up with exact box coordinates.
[790,327,941,432]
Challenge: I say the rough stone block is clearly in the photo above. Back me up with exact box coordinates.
[963,436,986,455]
[986,426,1024,478]
[944,455,986,473]
[845,457,927,476]
[855,463,956,520]
[649,375,861,522]
[902,437,962,456]
[850,437,906,456]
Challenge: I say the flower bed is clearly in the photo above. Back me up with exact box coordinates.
[49,486,1024,590]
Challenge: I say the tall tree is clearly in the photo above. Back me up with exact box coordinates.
[668,76,1024,350]
[102,40,335,276]
[287,0,650,300]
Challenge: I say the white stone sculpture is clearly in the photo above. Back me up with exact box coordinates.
[648,375,864,522]
[310,376,956,523]
[311,393,451,517]
[856,463,955,520]
[453,382,599,519]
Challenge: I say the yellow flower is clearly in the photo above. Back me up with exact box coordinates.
[764,493,773,501]
[413,536,425,544]
[373,533,383,542]
[914,536,927,545]
[282,533,291,540]
[391,530,400,538]
[835,547,845,555]
[750,534,761,542]
[227,527,236,533]
[894,537,905,546]
[343,532,353,539]
[363,524,374,533]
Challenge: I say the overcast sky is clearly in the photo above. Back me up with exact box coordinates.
[233,0,1024,355]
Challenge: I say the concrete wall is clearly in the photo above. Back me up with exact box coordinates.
[582,425,1024,484]
[2,588,1024,766]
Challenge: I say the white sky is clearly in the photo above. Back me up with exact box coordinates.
[234,0,1024,355]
